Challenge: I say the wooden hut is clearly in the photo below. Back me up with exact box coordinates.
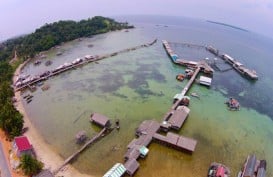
[90,113,111,128]
[124,159,139,176]
[167,106,190,130]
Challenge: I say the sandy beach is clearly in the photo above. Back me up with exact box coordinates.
[13,61,92,177]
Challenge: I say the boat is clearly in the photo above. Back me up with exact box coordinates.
[41,84,50,91]
[45,60,52,66]
[26,99,32,104]
[36,82,44,87]
[56,51,63,56]
[208,162,231,177]
[23,94,31,99]
[225,97,240,110]
[34,60,41,65]
[190,92,200,99]
[176,74,185,81]
[237,155,266,177]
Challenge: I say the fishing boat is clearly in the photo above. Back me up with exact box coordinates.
[208,162,231,177]
[190,92,200,99]
[26,99,32,104]
[176,74,185,81]
[225,97,240,110]
[237,155,266,177]
[34,60,41,65]
[45,60,52,66]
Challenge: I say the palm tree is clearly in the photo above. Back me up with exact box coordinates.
[20,154,43,176]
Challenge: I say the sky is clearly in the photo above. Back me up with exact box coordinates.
[0,0,273,40]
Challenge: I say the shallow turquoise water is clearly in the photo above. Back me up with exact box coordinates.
[21,17,273,176]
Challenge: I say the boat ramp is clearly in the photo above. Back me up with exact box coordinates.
[14,39,157,92]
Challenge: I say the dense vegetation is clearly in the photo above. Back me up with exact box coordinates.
[0,16,133,60]
[0,16,133,139]
[20,154,44,176]
[0,61,23,138]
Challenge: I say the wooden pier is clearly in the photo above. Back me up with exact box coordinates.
[206,45,258,80]
[53,113,114,174]
[14,39,157,92]
[53,127,108,174]
[110,66,200,176]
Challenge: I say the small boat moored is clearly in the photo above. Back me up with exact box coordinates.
[208,162,231,177]
[176,74,185,81]
[225,97,240,111]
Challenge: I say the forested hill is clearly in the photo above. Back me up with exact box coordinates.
[0,16,134,61]
[0,16,133,139]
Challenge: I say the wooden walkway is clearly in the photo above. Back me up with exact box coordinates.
[15,39,157,92]
[172,67,200,110]
[53,127,108,174]
[170,42,205,49]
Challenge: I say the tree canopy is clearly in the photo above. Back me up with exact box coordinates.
[20,154,44,176]
[0,16,133,61]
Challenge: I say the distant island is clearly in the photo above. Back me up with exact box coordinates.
[0,16,134,62]
[206,20,249,32]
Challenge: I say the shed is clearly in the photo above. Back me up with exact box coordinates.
[13,136,33,157]
[90,113,111,128]
[103,163,126,177]
[124,159,140,176]
[199,76,212,86]
[167,106,190,130]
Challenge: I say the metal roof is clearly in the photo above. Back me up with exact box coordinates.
[103,163,126,177]
[14,136,32,152]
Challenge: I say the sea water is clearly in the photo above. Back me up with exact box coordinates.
[21,16,273,176]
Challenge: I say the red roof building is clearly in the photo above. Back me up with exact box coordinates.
[13,136,33,157]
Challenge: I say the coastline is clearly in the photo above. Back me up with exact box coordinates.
[13,61,92,177]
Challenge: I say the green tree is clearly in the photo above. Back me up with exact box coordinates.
[0,102,23,138]
[20,154,43,176]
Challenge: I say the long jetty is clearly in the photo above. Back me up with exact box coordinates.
[206,45,258,80]
[103,40,206,177]
[53,127,108,175]
[14,39,157,92]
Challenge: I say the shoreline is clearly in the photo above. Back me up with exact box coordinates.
[13,61,92,177]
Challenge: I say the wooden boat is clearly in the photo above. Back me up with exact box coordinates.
[41,84,50,91]
[45,60,52,66]
[26,99,32,104]
[190,92,200,99]
[225,97,240,111]
[208,162,230,177]
[176,74,185,81]
[34,60,41,65]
